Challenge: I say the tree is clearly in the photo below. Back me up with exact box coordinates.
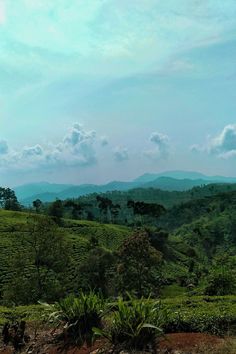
[111,203,121,223]
[145,227,169,255]
[116,231,163,297]
[96,196,113,223]
[48,199,63,224]
[4,215,71,304]
[77,247,116,296]
[204,267,236,296]
[127,200,166,225]
[0,188,20,211]
[32,199,42,213]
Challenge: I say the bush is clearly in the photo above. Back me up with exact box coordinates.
[94,295,165,352]
[163,296,236,336]
[204,269,236,296]
[50,292,104,347]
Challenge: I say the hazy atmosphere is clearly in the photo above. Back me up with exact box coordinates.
[1,0,236,186]
[1,2,236,353]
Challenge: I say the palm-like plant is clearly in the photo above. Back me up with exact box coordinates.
[50,292,104,347]
[94,294,165,352]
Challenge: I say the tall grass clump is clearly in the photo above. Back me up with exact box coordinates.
[50,292,104,347]
[94,294,165,353]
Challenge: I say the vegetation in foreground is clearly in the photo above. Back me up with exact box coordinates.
[1,293,236,352]
[0,184,236,352]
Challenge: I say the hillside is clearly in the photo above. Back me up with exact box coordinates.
[1,190,236,352]
[0,210,130,296]
[158,189,236,231]
[75,183,236,218]
[3,186,236,295]
[14,170,236,205]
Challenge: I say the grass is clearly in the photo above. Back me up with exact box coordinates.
[161,284,187,298]
[0,304,45,325]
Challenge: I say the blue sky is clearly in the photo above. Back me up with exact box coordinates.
[0,0,236,186]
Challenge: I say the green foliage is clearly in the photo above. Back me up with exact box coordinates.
[204,268,236,296]
[163,295,236,335]
[0,210,130,302]
[3,215,71,305]
[77,247,116,296]
[50,292,104,347]
[32,199,42,213]
[0,304,45,325]
[0,187,20,211]
[145,227,169,254]
[116,231,163,297]
[94,295,164,352]
[48,199,63,224]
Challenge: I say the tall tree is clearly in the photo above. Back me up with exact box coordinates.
[116,231,163,297]
[0,188,20,211]
[32,199,42,213]
[48,199,63,224]
[96,196,113,223]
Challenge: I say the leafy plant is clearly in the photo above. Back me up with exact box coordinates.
[50,292,104,347]
[204,268,236,296]
[94,294,165,352]
[163,295,236,336]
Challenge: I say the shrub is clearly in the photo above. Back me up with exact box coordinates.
[50,292,104,347]
[163,296,236,336]
[94,295,165,352]
[204,269,235,296]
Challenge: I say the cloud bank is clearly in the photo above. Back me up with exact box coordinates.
[209,124,236,158]
[192,124,236,159]
[0,123,97,170]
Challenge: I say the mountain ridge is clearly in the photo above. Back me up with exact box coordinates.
[14,170,236,206]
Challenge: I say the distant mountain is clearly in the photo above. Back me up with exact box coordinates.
[16,181,139,205]
[142,177,215,191]
[135,170,236,183]
[14,182,74,201]
[14,171,236,206]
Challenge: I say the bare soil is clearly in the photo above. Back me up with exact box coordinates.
[0,330,232,354]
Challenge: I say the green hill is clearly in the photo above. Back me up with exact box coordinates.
[1,186,236,302]
[0,210,131,295]
[77,183,236,210]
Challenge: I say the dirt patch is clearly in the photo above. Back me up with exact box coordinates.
[38,339,107,354]
[159,333,223,353]
[0,331,229,354]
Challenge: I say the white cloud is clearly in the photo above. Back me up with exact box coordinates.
[209,124,236,155]
[150,132,169,148]
[192,124,236,159]
[144,131,170,160]
[22,144,43,158]
[0,123,98,170]
[113,146,129,162]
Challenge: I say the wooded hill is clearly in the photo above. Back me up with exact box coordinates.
[0,183,236,304]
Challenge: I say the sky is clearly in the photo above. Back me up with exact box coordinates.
[0,0,236,187]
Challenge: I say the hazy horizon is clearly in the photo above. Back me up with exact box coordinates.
[1,1,236,186]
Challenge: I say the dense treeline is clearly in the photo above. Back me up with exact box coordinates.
[29,182,236,226]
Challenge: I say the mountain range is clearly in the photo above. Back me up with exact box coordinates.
[14,170,236,206]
